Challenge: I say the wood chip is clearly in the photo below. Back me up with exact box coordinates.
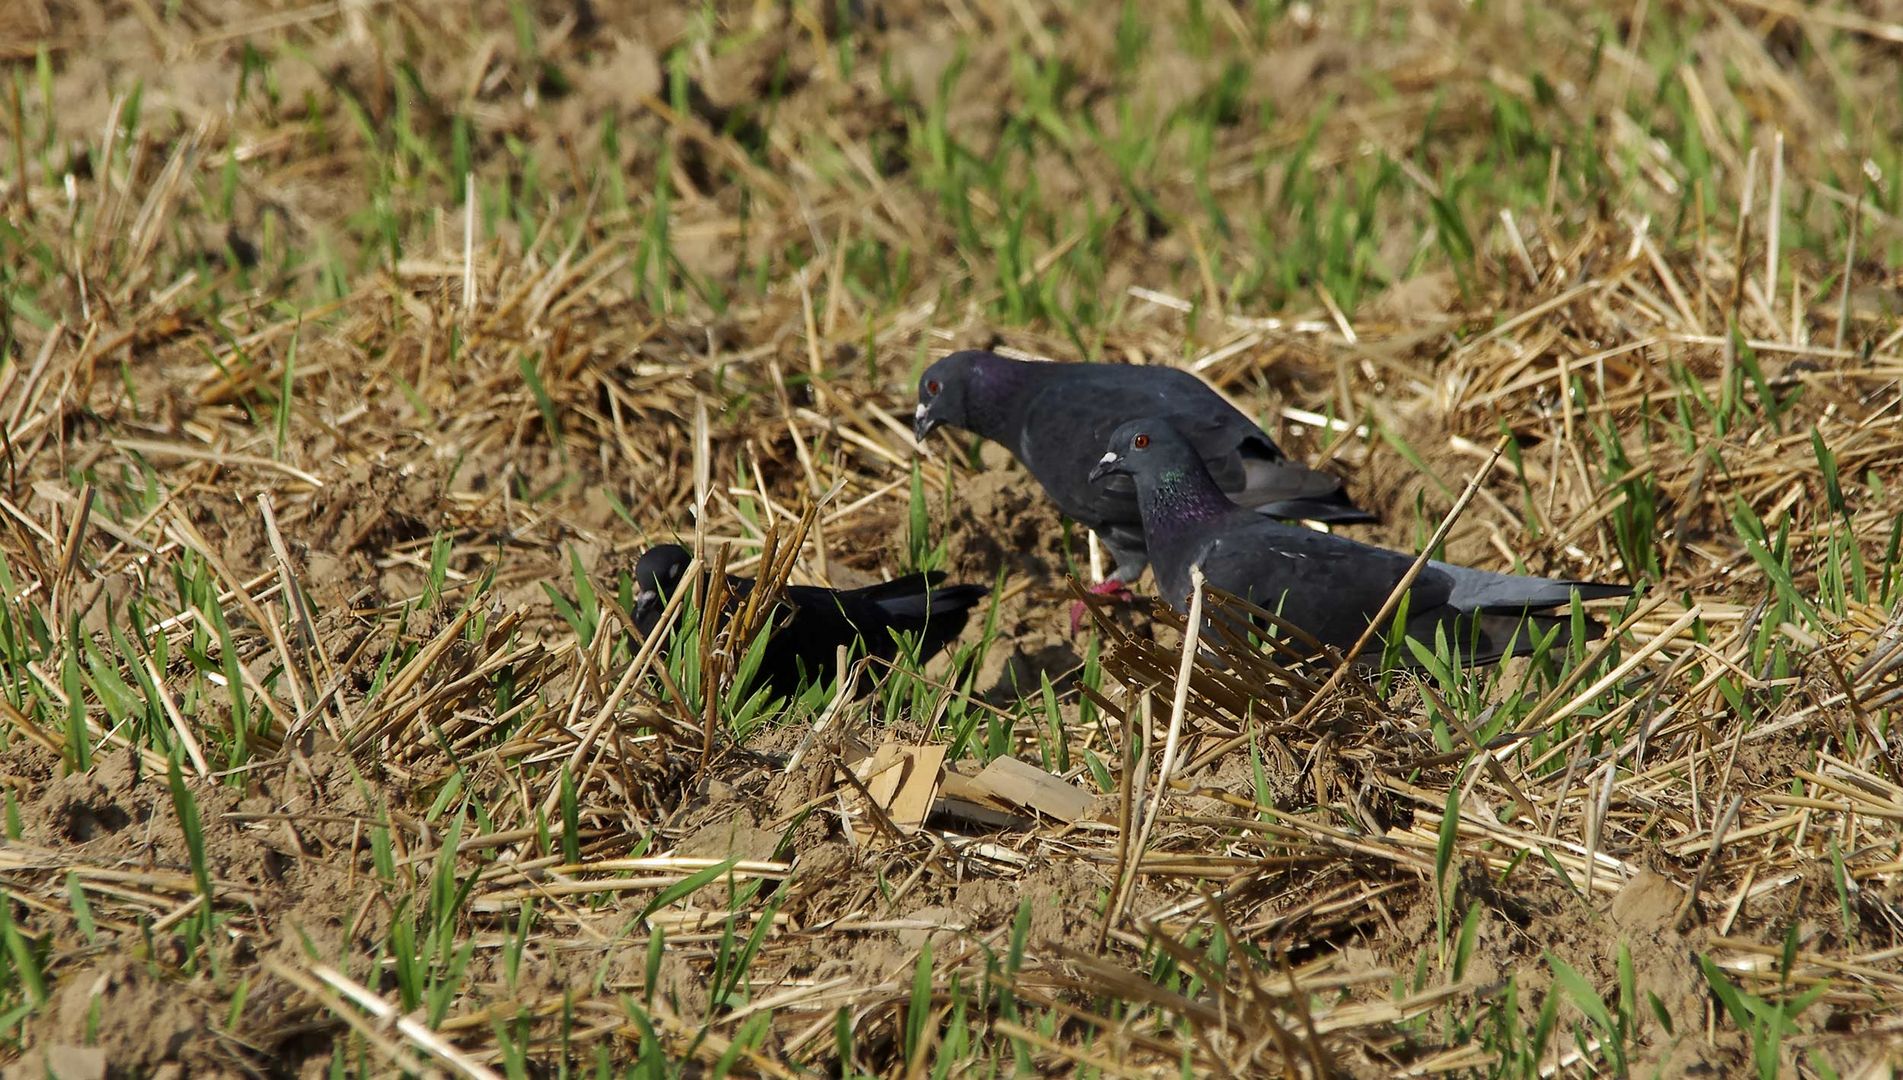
[971,755,1094,824]
[845,742,946,844]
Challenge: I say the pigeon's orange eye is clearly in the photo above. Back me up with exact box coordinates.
[926,379,941,395]
[1133,433,1150,449]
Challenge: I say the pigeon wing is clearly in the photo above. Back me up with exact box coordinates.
[1190,520,1456,650]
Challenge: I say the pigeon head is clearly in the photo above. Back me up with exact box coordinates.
[913,351,978,443]
[914,350,1051,444]
[1092,419,1234,532]
[1089,419,1198,484]
[633,543,692,631]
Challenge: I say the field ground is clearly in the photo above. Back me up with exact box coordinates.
[4,0,1903,1076]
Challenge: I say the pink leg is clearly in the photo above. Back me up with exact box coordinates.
[1069,578,1138,636]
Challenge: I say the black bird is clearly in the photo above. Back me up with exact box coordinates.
[1089,420,1630,666]
[912,350,1372,632]
[632,544,990,698]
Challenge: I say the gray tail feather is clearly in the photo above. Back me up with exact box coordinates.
[1463,579,1632,614]
[1252,492,1380,525]
[1236,459,1378,525]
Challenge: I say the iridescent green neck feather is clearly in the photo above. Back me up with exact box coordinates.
[1140,464,1232,540]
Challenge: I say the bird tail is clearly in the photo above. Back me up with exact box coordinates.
[864,579,990,625]
[1523,581,1632,606]
[857,575,990,657]
[1450,572,1632,614]
[1250,489,1380,525]
[1236,459,1379,524]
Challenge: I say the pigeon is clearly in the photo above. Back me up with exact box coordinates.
[1089,419,1630,666]
[912,350,1372,632]
[632,544,990,698]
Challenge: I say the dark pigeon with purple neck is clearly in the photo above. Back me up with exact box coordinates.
[912,350,1373,632]
[1090,419,1631,665]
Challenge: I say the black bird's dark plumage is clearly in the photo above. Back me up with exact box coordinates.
[1091,420,1631,666]
[632,544,989,698]
[912,350,1373,592]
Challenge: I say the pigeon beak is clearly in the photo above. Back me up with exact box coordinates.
[1087,451,1123,484]
[913,403,940,444]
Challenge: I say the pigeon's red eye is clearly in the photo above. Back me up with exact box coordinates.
[1133,433,1150,449]
[926,380,941,395]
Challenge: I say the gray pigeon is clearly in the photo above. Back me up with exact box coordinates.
[1089,419,1630,665]
[912,350,1372,630]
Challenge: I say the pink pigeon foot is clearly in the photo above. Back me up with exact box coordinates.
[1069,578,1137,636]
